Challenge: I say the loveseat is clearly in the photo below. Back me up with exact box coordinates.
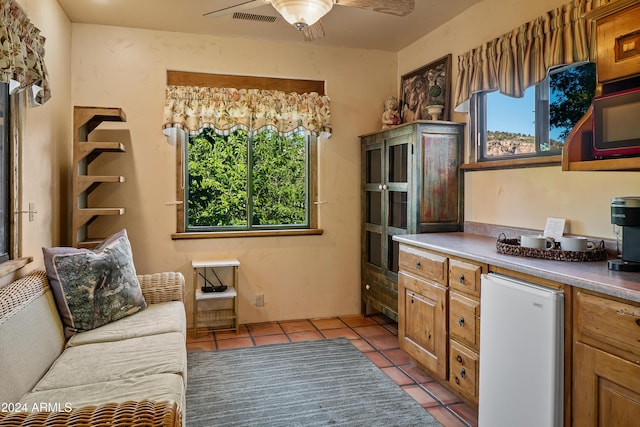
[0,267,186,426]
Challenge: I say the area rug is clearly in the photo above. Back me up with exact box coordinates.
[186,338,442,426]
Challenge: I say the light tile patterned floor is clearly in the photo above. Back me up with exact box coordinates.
[187,314,478,427]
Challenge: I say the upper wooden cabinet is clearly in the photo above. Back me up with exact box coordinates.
[562,0,640,171]
[360,121,464,320]
[590,0,640,84]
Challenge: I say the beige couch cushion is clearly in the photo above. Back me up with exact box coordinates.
[20,373,185,412]
[33,332,186,391]
[66,301,186,347]
[0,271,65,404]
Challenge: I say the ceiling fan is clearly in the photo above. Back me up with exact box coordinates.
[204,0,415,41]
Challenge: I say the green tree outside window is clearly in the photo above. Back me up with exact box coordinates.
[186,128,308,230]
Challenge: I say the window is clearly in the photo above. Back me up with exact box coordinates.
[185,127,312,231]
[165,71,329,237]
[0,83,9,262]
[474,62,596,161]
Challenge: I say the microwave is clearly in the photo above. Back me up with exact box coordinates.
[592,87,640,158]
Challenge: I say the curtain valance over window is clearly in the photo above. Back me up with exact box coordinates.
[0,0,50,106]
[454,0,598,112]
[162,86,332,138]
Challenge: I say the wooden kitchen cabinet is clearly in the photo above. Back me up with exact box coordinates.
[573,288,640,426]
[360,121,463,320]
[398,245,448,380]
[397,242,485,404]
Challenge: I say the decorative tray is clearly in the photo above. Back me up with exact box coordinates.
[496,233,608,262]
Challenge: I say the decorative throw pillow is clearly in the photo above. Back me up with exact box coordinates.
[43,229,147,338]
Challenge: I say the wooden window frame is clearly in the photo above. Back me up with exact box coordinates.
[169,71,324,239]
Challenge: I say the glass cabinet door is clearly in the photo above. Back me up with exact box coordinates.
[386,138,410,275]
[364,143,384,269]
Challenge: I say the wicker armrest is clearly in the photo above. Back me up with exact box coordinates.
[0,400,181,427]
[138,272,185,304]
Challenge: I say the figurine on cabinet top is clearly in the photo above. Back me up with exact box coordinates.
[381,96,401,130]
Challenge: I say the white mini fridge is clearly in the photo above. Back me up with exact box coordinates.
[478,273,564,427]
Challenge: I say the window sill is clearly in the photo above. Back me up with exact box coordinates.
[0,257,33,278]
[172,229,324,240]
[461,155,562,171]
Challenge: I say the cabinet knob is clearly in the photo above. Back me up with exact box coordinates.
[365,284,370,290]
[456,355,463,364]
[460,368,466,378]
[378,184,383,190]
[458,317,465,326]
[416,261,421,269]
[636,319,640,327]
[459,274,465,283]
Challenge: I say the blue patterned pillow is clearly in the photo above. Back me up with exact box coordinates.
[43,229,147,338]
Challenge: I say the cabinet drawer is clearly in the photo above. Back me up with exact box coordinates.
[449,340,479,404]
[399,245,447,285]
[449,259,482,297]
[450,291,480,351]
[575,289,640,358]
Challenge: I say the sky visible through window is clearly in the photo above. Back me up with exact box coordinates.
[487,88,564,142]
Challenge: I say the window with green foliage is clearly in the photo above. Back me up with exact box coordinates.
[474,62,596,161]
[186,127,311,231]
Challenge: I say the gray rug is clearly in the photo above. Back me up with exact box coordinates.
[186,338,442,426]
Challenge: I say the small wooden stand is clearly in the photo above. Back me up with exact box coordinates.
[192,259,240,336]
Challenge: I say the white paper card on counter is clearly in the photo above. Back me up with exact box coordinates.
[544,217,566,239]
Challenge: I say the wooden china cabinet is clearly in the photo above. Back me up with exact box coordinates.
[360,121,464,320]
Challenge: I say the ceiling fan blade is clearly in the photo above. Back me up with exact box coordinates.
[302,20,326,42]
[336,0,414,17]
[203,0,267,18]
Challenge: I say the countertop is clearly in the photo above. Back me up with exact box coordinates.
[394,232,640,303]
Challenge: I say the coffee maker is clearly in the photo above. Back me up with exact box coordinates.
[609,197,640,271]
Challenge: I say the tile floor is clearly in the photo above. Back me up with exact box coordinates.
[187,313,479,427]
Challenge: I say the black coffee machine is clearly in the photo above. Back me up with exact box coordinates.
[609,197,640,271]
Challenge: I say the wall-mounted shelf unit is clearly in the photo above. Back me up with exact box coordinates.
[72,106,127,248]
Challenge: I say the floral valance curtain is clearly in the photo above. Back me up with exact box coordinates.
[0,0,50,106]
[454,0,598,112]
[162,86,332,138]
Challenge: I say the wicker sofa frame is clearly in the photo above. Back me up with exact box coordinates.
[0,270,185,427]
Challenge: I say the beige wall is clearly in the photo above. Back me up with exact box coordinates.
[70,24,397,323]
[16,0,638,321]
[14,0,71,270]
[398,0,640,239]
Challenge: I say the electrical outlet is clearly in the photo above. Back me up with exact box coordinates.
[256,294,264,307]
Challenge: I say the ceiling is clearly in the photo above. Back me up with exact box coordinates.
[56,0,483,51]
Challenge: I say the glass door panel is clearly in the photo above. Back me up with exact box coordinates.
[367,230,382,267]
[388,143,408,183]
[367,191,382,225]
[366,148,382,183]
[388,191,408,229]
[388,235,400,273]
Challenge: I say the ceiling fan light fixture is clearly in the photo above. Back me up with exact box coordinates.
[270,0,333,30]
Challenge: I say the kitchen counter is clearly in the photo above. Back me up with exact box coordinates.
[394,232,640,303]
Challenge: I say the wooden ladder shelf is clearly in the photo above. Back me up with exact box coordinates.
[72,106,127,248]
